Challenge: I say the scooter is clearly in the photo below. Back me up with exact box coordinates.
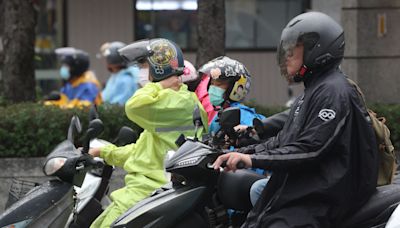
[110,107,264,228]
[111,107,400,228]
[0,114,137,228]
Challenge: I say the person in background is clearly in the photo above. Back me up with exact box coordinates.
[99,41,140,105]
[45,47,102,108]
[88,38,208,228]
[213,12,378,227]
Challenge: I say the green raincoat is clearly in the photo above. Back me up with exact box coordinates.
[91,82,207,228]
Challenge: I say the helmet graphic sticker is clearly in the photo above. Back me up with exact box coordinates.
[149,40,177,68]
[146,38,184,81]
[229,75,250,101]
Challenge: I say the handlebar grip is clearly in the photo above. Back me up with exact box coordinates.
[236,161,245,169]
[221,160,246,169]
[86,157,104,168]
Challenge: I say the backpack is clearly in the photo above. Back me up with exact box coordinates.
[347,78,397,186]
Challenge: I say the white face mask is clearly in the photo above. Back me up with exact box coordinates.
[138,68,150,87]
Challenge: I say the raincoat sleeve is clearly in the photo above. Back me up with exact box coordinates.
[100,143,136,167]
[250,84,350,171]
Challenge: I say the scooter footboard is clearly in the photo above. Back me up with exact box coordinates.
[112,186,207,228]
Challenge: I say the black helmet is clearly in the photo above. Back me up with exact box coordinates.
[100,41,127,66]
[277,11,345,82]
[119,38,184,82]
[199,56,251,102]
[55,47,90,77]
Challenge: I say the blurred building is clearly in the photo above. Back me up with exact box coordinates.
[9,0,400,105]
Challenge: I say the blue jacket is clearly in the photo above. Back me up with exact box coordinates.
[102,66,139,105]
[209,102,266,134]
[58,71,102,108]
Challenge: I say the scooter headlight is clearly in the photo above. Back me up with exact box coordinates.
[44,157,67,175]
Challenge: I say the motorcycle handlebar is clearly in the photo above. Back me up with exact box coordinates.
[221,160,245,169]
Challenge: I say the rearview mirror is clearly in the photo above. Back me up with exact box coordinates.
[192,105,203,127]
[87,119,104,139]
[219,107,240,131]
[82,119,104,154]
[67,115,82,142]
[89,105,99,121]
[253,109,289,139]
[113,126,138,146]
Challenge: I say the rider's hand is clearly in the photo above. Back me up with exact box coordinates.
[89,148,101,157]
[213,152,252,172]
[159,76,182,91]
[234,125,250,133]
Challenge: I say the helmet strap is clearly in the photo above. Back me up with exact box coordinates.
[293,65,308,82]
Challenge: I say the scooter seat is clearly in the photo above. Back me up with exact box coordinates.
[217,169,264,212]
[341,184,400,227]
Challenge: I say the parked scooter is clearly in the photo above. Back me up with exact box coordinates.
[0,114,137,228]
[111,107,400,228]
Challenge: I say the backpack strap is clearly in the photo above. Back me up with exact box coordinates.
[346,77,367,107]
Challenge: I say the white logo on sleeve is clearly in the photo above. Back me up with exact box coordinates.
[318,109,336,121]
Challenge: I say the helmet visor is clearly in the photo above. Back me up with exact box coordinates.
[277,28,301,83]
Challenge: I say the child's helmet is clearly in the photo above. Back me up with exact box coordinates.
[118,38,184,82]
[199,56,251,102]
[147,38,185,82]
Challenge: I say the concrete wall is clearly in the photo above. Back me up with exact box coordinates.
[66,1,301,106]
[68,0,134,85]
[342,0,400,103]
[0,157,126,214]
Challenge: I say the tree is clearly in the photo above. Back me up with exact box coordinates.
[2,0,36,102]
[196,0,225,68]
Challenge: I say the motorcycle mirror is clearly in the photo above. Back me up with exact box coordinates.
[112,126,138,146]
[219,107,240,131]
[87,119,104,138]
[82,119,104,154]
[89,105,99,121]
[253,109,289,139]
[192,105,203,127]
[118,39,152,63]
[192,105,203,141]
[67,115,82,142]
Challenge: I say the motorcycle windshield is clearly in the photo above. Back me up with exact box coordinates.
[45,140,81,161]
[164,140,214,169]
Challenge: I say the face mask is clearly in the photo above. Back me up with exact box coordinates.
[59,66,70,80]
[208,85,226,106]
[138,68,150,87]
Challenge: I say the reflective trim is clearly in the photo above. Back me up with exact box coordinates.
[155,125,195,133]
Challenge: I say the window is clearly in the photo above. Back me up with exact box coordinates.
[135,0,197,49]
[134,0,308,50]
[34,0,64,94]
[226,0,307,49]
[34,0,64,69]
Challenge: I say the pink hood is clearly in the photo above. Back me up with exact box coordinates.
[195,75,217,125]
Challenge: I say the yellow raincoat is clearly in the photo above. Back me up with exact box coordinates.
[91,82,207,228]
